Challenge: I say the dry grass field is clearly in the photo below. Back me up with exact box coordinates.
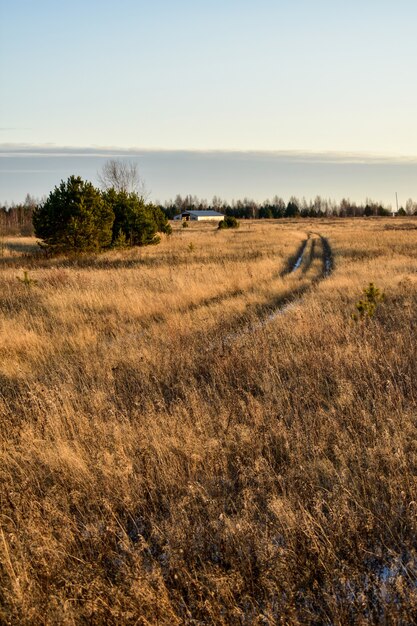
[1,218,417,624]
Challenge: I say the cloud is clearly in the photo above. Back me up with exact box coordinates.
[1,143,417,164]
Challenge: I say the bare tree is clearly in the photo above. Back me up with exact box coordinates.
[405,198,417,215]
[98,159,147,196]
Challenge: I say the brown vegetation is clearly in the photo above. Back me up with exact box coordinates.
[1,219,417,624]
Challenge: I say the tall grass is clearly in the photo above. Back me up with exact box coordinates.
[1,219,417,624]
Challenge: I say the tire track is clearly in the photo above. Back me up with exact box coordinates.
[178,233,317,321]
[125,233,333,344]
[192,233,331,329]
[219,232,333,344]
[320,235,333,276]
[167,237,312,319]
[282,235,310,275]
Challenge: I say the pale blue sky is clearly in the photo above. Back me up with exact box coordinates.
[2,0,417,153]
[1,1,417,204]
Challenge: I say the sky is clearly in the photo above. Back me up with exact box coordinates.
[1,0,417,204]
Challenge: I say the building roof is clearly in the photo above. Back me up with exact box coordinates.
[182,210,224,217]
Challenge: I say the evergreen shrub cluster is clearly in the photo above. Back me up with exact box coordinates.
[33,176,171,254]
[218,215,240,230]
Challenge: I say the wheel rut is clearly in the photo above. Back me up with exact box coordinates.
[135,232,333,342]
[281,235,310,275]
[163,236,313,320]
[218,231,333,345]
[179,232,333,317]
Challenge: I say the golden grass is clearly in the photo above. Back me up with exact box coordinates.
[1,218,417,624]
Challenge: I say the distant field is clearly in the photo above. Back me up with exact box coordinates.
[1,219,417,624]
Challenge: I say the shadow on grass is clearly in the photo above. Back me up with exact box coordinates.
[2,239,40,254]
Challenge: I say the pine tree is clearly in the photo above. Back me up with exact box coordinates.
[103,190,171,246]
[33,176,114,253]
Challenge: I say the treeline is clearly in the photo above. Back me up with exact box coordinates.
[162,194,417,219]
[2,192,417,238]
[0,194,37,236]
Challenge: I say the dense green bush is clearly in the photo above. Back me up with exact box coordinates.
[103,189,171,247]
[33,176,114,253]
[33,177,171,253]
[218,215,240,229]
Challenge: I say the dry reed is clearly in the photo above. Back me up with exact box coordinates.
[1,218,417,624]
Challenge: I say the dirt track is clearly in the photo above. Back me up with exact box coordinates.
[218,232,333,347]
[256,231,333,321]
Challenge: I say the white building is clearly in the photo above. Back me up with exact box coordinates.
[173,210,224,222]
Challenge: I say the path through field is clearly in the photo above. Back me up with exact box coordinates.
[210,232,329,318]
[221,232,333,345]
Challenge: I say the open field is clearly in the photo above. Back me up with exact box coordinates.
[1,218,417,624]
